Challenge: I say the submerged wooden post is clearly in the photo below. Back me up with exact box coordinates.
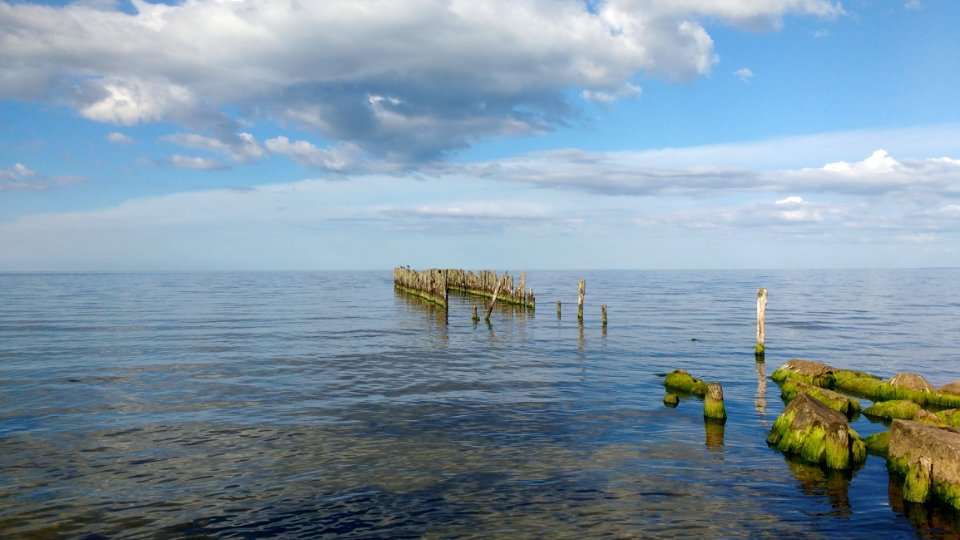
[472,305,479,323]
[577,279,585,323]
[601,304,607,327]
[756,288,768,358]
[484,273,505,322]
[704,382,727,422]
[556,300,561,319]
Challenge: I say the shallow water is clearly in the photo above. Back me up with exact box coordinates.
[2,269,960,538]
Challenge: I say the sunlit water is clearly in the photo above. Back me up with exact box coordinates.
[2,270,960,538]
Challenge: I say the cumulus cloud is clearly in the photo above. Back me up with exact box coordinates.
[0,0,843,161]
[106,131,134,145]
[169,154,228,170]
[735,67,753,83]
[164,132,265,163]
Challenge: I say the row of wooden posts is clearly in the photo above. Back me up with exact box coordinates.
[394,268,769,356]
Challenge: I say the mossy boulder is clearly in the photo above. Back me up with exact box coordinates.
[864,431,890,457]
[703,382,726,421]
[771,359,835,386]
[663,393,679,407]
[664,369,707,397]
[864,400,922,421]
[888,373,935,394]
[914,409,950,428]
[780,379,860,418]
[767,393,867,470]
[888,419,960,509]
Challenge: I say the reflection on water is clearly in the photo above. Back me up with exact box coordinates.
[3,270,960,538]
[756,361,768,418]
[786,458,854,515]
[888,472,960,537]
[705,418,725,451]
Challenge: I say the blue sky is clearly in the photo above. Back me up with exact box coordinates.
[2,0,959,270]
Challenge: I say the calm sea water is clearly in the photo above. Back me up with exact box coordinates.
[2,269,960,538]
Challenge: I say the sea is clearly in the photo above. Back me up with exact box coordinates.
[2,269,959,538]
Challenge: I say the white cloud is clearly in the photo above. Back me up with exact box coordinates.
[581,83,642,103]
[734,67,753,83]
[169,155,228,170]
[264,137,360,171]
[0,0,844,160]
[106,131,134,145]
[904,0,922,10]
[164,132,265,163]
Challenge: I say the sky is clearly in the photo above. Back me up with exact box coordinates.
[1,0,959,271]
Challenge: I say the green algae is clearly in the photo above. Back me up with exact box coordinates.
[936,409,960,427]
[889,439,960,510]
[703,382,726,422]
[863,400,921,421]
[663,370,707,397]
[771,365,833,387]
[780,379,861,418]
[864,431,890,457]
[903,458,933,504]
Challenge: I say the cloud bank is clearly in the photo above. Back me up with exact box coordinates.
[0,0,843,162]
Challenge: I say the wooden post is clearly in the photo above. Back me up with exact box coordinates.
[756,288,767,358]
[577,279,585,323]
[704,382,727,421]
[601,304,607,327]
[472,305,479,323]
[556,300,561,319]
[484,273,505,322]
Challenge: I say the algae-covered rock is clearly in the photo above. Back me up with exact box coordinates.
[780,379,860,418]
[663,393,679,407]
[864,431,890,457]
[864,400,922,421]
[767,393,867,470]
[704,382,726,421]
[771,359,835,386]
[888,419,960,509]
[941,382,960,396]
[914,409,949,428]
[664,369,707,397]
[889,373,935,394]
[936,409,960,428]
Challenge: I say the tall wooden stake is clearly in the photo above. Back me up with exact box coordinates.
[601,304,607,327]
[756,288,767,358]
[577,279,585,323]
[556,300,561,319]
[485,273,505,322]
[472,305,479,323]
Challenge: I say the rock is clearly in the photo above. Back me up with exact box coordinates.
[780,379,860,418]
[704,382,726,421]
[663,369,707,397]
[914,409,949,428]
[888,373,935,394]
[940,381,960,396]
[771,359,835,386]
[766,393,867,470]
[864,400,922,420]
[663,393,679,407]
[864,431,890,457]
[888,419,960,509]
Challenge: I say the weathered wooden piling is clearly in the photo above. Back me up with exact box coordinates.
[601,304,607,327]
[704,382,727,421]
[577,279,585,323]
[446,269,535,309]
[556,300,561,319]
[484,273,505,322]
[472,305,479,323]
[393,267,448,308]
[756,288,768,358]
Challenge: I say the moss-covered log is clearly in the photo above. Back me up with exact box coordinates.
[663,369,707,397]
[767,393,867,470]
[864,400,922,421]
[704,382,726,421]
[888,419,960,509]
[780,379,860,418]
